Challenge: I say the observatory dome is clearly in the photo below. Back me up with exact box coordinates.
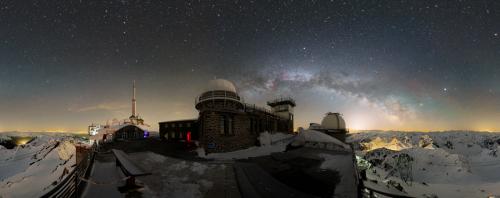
[203,79,237,93]
[321,112,346,130]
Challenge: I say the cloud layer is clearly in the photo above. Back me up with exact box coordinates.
[69,101,129,113]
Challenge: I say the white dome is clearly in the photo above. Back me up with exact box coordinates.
[203,79,237,93]
[321,112,346,130]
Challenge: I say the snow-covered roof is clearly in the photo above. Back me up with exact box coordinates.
[320,112,346,130]
[202,79,237,93]
[291,129,351,149]
[90,123,150,140]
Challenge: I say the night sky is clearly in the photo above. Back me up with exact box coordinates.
[1,0,499,133]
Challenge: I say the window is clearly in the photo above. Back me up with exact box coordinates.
[187,123,191,127]
[221,115,234,136]
[228,117,233,135]
[180,123,183,127]
[220,116,225,135]
[250,119,254,134]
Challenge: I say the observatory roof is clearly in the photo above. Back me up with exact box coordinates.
[203,79,237,93]
[321,112,346,130]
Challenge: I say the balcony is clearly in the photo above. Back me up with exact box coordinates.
[195,90,242,105]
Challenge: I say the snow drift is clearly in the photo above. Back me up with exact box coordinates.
[199,132,294,160]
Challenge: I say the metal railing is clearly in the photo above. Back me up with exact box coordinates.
[243,103,275,115]
[41,143,97,198]
[267,97,296,106]
[195,90,241,105]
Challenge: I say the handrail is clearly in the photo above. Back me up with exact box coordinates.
[267,97,296,106]
[243,103,273,114]
[42,143,97,198]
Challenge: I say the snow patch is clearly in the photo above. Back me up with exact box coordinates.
[200,132,293,160]
[168,161,189,171]
[191,162,208,175]
[57,141,75,161]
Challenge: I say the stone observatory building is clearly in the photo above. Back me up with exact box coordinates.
[159,79,295,153]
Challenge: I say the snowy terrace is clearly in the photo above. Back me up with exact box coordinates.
[1,130,364,198]
[80,130,360,197]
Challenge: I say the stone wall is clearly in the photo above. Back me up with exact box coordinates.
[197,99,293,153]
[200,111,258,153]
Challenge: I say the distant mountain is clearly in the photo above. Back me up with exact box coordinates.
[348,131,500,197]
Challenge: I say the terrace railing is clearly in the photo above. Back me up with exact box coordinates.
[266,97,296,106]
[41,143,97,198]
[243,103,275,115]
[195,90,242,105]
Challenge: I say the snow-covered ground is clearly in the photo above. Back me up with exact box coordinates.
[129,152,237,198]
[198,132,294,160]
[348,131,500,197]
[0,133,82,197]
[198,130,353,160]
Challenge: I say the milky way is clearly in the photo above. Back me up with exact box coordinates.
[0,0,499,132]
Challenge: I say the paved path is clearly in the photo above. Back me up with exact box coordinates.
[234,162,316,198]
[81,153,125,197]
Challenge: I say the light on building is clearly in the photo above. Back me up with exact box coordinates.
[187,131,192,142]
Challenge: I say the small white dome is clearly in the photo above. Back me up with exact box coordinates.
[321,112,346,130]
[203,79,237,93]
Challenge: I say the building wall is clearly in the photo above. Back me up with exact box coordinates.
[200,111,258,153]
[159,94,294,153]
[197,99,293,153]
[159,120,198,141]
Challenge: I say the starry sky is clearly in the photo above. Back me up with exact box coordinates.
[1,0,499,133]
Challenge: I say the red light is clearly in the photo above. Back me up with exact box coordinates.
[186,131,191,142]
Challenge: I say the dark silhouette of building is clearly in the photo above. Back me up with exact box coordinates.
[114,125,145,140]
[159,119,198,141]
